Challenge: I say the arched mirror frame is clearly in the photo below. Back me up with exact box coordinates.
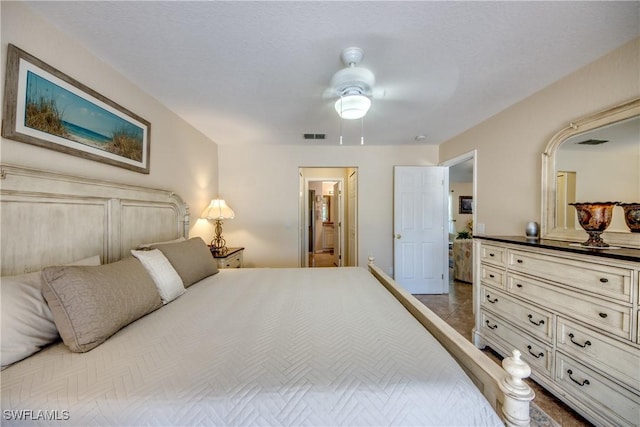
[541,97,640,249]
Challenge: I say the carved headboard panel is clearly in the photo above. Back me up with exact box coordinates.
[0,164,189,276]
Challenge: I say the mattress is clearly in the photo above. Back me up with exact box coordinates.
[1,267,502,426]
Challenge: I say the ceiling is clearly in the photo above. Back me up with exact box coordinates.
[449,159,473,183]
[24,1,639,147]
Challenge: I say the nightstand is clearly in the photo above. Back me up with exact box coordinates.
[210,247,244,269]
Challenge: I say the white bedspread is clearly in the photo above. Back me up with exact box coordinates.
[1,267,502,426]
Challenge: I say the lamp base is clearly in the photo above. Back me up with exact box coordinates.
[210,244,228,255]
[210,219,228,254]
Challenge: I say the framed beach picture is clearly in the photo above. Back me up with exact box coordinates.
[459,196,473,214]
[2,44,150,174]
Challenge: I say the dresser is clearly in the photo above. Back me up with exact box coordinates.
[211,247,244,269]
[474,236,640,427]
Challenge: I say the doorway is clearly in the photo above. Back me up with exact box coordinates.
[299,167,358,268]
[441,151,477,291]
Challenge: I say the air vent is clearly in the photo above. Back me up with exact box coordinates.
[576,139,608,145]
[304,133,326,140]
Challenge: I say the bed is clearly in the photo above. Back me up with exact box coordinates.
[0,164,533,426]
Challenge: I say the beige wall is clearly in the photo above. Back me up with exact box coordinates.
[440,38,640,237]
[5,1,637,269]
[0,2,219,241]
[218,145,439,272]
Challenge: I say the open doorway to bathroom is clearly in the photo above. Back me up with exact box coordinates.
[299,167,358,268]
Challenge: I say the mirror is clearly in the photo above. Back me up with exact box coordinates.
[321,196,331,222]
[542,98,640,248]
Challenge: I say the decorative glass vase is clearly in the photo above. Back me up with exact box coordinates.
[618,203,640,233]
[569,202,618,247]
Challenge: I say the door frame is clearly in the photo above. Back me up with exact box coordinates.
[440,149,478,236]
[300,173,346,267]
[440,150,477,297]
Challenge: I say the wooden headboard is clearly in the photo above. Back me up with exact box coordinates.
[0,164,189,276]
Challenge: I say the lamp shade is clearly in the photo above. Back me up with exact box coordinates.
[200,199,235,220]
[335,94,371,120]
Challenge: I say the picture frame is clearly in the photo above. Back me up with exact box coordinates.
[2,44,150,174]
[459,196,473,214]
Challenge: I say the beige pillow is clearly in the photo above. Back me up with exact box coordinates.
[136,236,186,249]
[151,237,218,287]
[41,257,162,353]
[1,255,102,369]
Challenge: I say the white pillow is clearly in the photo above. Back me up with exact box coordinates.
[131,249,185,304]
[1,255,102,369]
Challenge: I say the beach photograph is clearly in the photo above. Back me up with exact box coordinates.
[24,70,144,162]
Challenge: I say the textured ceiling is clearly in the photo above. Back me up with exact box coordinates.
[24,1,640,147]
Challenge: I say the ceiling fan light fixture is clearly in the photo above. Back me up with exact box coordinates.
[335,94,371,120]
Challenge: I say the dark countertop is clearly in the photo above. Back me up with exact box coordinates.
[474,235,640,263]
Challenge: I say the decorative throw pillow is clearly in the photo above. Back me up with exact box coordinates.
[1,255,102,369]
[41,257,162,353]
[150,237,218,287]
[131,249,185,304]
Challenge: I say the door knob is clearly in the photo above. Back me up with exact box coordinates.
[396,234,402,239]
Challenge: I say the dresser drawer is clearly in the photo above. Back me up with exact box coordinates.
[508,249,632,302]
[479,264,505,290]
[480,286,553,343]
[480,311,553,377]
[480,244,507,267]
[558,317,639,392]
[508,273,632,340]
[556,354,640,427]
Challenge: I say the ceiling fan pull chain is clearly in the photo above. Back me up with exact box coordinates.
[339,96,344,145]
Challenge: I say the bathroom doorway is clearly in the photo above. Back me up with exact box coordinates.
[299,167,358,268]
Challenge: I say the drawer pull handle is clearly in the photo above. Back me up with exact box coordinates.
[567,369,590,387]
[486,295,498,304]
[516,283,523,288]
[485,320,498,330]
[599,277,609,283]
[527,314,545,326]
[516,259,523,264]
[489,274,495,278]
[527,345,544,359]
[599,312,608,319]
[489,253,495,257]
[568,333,591,348]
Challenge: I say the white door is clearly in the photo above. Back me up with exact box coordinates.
[347,170,358,266]
[332,182,342,267]
[393,166,448,294]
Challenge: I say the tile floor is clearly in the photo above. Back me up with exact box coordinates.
[308,251,336,267]
[415,279,594,427]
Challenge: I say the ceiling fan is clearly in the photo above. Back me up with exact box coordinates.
[325,47,377,120]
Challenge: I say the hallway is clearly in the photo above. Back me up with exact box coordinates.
[308,251,336,267]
